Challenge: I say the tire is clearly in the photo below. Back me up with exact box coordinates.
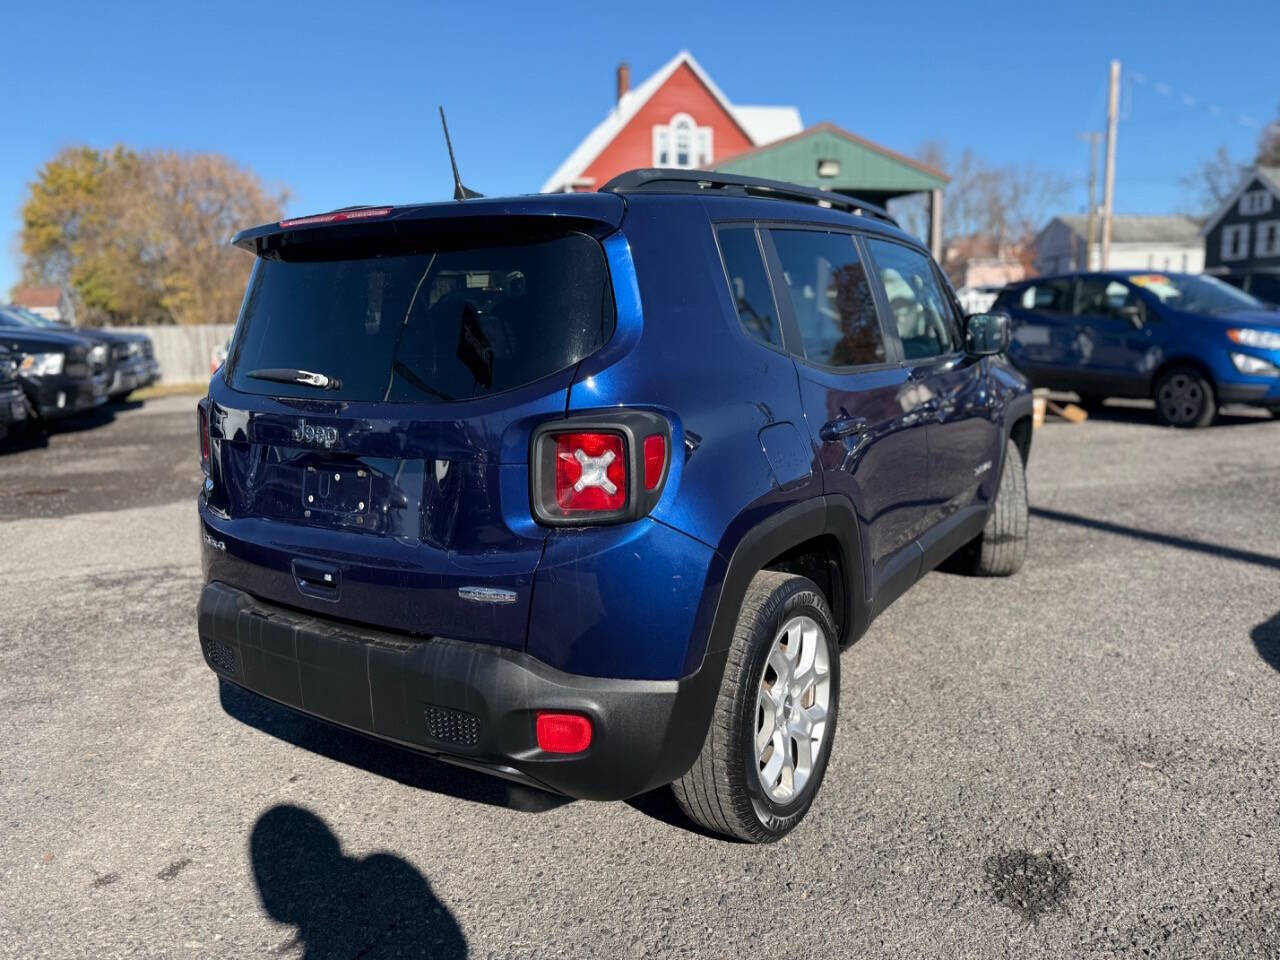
[949,439,1028,577]
[672,571,839,843]
[1153,366,1216,428]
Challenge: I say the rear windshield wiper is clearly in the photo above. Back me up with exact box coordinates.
[246,368,343,390]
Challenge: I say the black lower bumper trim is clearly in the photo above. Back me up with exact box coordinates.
[197,582,725,800]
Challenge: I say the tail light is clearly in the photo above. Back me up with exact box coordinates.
[530,411,671,526]
[198,401,210,473]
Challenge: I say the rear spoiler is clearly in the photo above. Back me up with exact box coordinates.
[231,193,627,257]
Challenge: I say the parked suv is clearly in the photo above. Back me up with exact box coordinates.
[196,171,1033,841]
[995,271,1280,426]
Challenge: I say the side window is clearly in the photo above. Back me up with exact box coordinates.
[1018,279,1072,313]
[768,229,885,367]
[716,226,781,348]
[863,238,956,360]
[1076,277,1141,318]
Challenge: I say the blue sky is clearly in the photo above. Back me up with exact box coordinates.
[3,0,1275,298]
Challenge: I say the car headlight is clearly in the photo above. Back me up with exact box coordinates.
[1227,328,1280,350]
[1230,352,1280,376]
[19,352,64,376]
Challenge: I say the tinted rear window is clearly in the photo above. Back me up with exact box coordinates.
[226,232,614,403]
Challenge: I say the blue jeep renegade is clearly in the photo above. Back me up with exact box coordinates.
[197,170,1033,841]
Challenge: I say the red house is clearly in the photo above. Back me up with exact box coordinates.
[541,51,803,193]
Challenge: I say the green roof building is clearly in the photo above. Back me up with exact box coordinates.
[713,122,949,257]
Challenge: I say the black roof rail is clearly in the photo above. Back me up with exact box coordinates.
[600,168,898,226]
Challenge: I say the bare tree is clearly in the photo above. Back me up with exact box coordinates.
[893,142,1066,283]
[1180,145,1245,219]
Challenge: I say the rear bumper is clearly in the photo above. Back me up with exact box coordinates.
[197,581,723,800]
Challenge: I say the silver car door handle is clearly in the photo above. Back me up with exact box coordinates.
[820,417,869,441]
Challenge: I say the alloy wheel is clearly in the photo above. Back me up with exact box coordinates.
[754,615,832,804]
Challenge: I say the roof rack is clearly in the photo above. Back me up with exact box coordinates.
[600,168,898,226]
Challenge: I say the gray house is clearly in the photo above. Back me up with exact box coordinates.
[1201,165,1280,303]
[1033,215,1203,276]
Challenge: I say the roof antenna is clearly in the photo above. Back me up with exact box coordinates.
[439,106,482,200]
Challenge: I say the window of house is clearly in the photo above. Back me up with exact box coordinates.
[1222,224,1251,261]
[1256,220,1280,257]
[652,113,712,168]
[769,229,886,367]
[863,238,957,360]
[1240,189,1273,216]
[715,226,781,348]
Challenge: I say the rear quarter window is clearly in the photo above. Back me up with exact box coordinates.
[226,232,615,403]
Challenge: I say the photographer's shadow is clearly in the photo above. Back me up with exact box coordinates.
[251,804,467,959]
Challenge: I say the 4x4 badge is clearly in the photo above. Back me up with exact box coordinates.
[292,419,339,448]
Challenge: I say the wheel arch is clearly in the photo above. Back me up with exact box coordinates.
[1152,356,1218,398]
[703,497,868,665]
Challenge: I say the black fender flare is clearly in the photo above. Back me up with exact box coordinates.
[703,495,868,665]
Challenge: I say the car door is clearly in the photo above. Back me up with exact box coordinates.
[1000,278,1080,389]
[762,226,930,608]
[1071,276,1159,397]
[862,236,1002,569]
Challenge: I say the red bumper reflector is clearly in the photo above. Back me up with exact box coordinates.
[536,712,593,753]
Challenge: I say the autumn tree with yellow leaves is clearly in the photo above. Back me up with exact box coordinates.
[18,146,287,326]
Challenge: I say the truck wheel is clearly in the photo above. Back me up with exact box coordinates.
[672,571,839,842]
[950,439,1028,577]
[1153,366,1215,428]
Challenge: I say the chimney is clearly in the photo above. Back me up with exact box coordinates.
[616,62,630,105]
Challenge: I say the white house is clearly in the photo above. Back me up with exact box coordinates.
[1033,215,1203,275]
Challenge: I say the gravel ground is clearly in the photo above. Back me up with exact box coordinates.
[1,396,1278,959]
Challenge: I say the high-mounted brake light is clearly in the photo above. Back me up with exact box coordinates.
[530,412,672,526]
[536,712,593,754]
[279,207,392,228]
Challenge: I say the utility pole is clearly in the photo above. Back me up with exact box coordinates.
[1101,59,1120,269]
[1077,132,1102,270]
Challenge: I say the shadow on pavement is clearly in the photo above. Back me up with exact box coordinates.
[219,680,569,813]
[251,804,467,960]
[1252,614,1280,672]
[1030,506,1280,571]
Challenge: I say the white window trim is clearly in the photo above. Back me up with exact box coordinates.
[1255,219,1280,257]
[1222,223,1251,261]
[651,112,713,169]
[1240,190,1274,216]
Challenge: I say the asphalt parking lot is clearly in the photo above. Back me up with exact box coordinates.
[2,395,1278,959]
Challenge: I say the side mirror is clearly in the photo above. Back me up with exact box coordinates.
[965,312,1010,357]
[1117,304,1143,328]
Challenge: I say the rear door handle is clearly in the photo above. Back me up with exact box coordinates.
[820,417,869,442]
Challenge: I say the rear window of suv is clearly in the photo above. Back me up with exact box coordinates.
[225,232,615,403]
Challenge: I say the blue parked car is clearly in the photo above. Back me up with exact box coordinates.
[196,170,1033,841]
[995,271,1280,427]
